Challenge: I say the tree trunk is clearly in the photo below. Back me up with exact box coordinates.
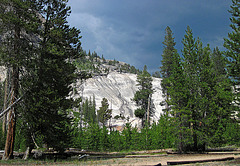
[2,110,16,160]
[2,68,10,134]
[146,97,150,125]
[2,66,19,160]
[193,133,198,151]
[178,114,183,153]
[1,1,21,160]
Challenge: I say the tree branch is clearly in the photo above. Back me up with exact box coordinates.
[0,96,22,118]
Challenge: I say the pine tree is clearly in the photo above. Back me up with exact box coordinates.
[82,97,97,124]
[211,47,227,81]
[83,98,90,123]
[90,96,97,123]
[159,26,192,151]
[200,46,234,147]
[163,43,189,152]
[84,123,101,151]
[0,0,40,159]
[181,26,203,151]
[224,0,240,115]
[160,26,178,112]
[20,0,82,152]
[133,65,153,127]
[97,98,112,126]
[197,45,216,150]
[180,26,213,151]
[180,26,234,151]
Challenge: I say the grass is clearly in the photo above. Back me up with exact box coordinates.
[1,157,239,166]
[1,149,240,166]
[0,158,84,166]
[0,158,131,166]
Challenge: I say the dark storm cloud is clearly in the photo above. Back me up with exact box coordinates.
[67,0,232,73]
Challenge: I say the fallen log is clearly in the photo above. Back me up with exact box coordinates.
[167,157,234,165]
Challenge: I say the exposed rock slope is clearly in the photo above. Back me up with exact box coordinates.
[72,72,165,127]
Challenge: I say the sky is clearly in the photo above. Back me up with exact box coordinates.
[67,0,232,73]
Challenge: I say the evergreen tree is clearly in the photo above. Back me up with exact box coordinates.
[91,96,97,123]
[152,115,176,149]
[197,45,216,150]
[97,98,112,126]
[133,65,153,127]
[0,0,40,159]
[99,126,110,151]
[201,47,233,147]
[83,98,90,123]
[109,130,123,151]
[121,122,132,150]
[181,26,203,151]
[175,26,210,151]
[179,26,234,151]
[224,0,240,115]
[163,40,189,152]
[82,97,97,124]
[211,47,227,81]
[20,0,82,152]
[160,26,178,112]
[84,123,101,151]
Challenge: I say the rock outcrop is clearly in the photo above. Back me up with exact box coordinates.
[72,72,165,127]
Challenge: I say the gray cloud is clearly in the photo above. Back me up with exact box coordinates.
[67,0,232,72]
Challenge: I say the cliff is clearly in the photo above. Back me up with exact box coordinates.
[72,72,165,128]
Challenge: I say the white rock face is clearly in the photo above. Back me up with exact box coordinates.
[72,72,165,127]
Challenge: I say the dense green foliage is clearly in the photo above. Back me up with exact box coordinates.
[224,0,240,117]
[159,25,237,152]
[160,28,189,152]
[160,26,177,98]
[70,111,240,152]
[82,97,97,124]
[0,0,82,155]
[19,0,82,152]
[71,116,176,152]
[0,0,42,159]
[160,26,179,113]
[133,65,153,128]
[97,98,112,126]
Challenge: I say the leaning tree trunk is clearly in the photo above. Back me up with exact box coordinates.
[2,22,20,160]
[2,66,19,160]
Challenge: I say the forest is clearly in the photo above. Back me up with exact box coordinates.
[0,0,239,161]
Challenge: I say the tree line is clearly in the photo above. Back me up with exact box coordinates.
[159,0,240,152]
[130,0,240,152]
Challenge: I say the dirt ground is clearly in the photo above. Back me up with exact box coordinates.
[77,153,240,166]
[0,153,240,166]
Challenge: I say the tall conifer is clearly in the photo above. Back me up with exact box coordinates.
[21,0,82,151]
[133,65,153,127]
[181,26,210,151]
[0,0,40,159]
[224,0,240,115]
[160,26,177,112]
[164,47,189,152]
